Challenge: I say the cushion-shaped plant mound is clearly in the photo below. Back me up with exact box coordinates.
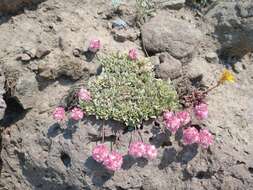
[79,53,179,126]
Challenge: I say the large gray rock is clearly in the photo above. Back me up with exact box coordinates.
[0,0,45,14]
[142,11,202,59]
[205,0,253,56]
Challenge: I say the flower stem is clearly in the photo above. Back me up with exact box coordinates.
[78,120,81,128]
[204,82,220,95]
[137,129,144,142]
[102,124,105,143]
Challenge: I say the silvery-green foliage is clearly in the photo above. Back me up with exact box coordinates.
[112,0,121,8]
[80,54,179,127]
[136,0,155,24]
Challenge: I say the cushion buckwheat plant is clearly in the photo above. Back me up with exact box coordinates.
[53,43,235,172]
[79,53,179,127]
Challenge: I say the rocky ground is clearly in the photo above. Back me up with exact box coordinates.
[0,0,253,189]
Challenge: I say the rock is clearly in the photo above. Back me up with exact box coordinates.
[142,11,202,59]
[112,18,128,29]
[154,0,185,10]
[205,52,219,64]
[112,28,139,42]
[0,0,45,14]
[72,48,81,57]
[3,64,38,110]
[114,4,137,26]
[16,53,31,62]
[35,46,51,59]
[38,54,93,80]
[205,1,253,57]
[14,71,39,109]
[154,53,182,80]
[186,57,215,87]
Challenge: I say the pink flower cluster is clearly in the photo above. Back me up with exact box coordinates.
[198,129,214,148]
[128,49,137,61]
[77,88,92,101]
[128,141,157,160]
[52,107,65,122]
[71,107,84,121]
[163,111,191,134]
[53,107,84,124]
[89,39,101,53]
[183,127,213,148]
[194,103,208,120]
[92,144,123,171]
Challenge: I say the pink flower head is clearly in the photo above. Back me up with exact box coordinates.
[88,39,101,53]
[182,127,200,145]
[128,48,137,61]
[128,141,146,158]
[103,151,123,171]
[176,111,191,126]
[198,129,213,148]
[70,107,84,121]
[52,107,65,121]
[194,103,208,120]
[92,144,110,163]
[165,116,181,134]
[163,111,174,121]
[144,144,157,160]
[77,88,92,101]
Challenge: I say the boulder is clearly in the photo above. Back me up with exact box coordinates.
[205,0,253,57]
[153,53,182,80]
[142,11,202,59]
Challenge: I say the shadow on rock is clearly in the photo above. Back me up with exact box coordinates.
[158,147,177,170]
[83,51,96,62]
[47,123,62,138]
[149,126,172,148]
[159,144,198,170]
[84,157,113,187]
[122,155,148,170]
[47,120,78,139]
[176,144,198,165]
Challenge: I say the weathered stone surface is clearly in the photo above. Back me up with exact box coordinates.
[16,53,31,62]
[205,0,253,56]
[0,0,45,14]
[35,46,51,59]
[205,52,219,64]
[185,57,216,87]
[111,28,139,42]
[14,71,38,109]
[1,0,253,190]
[38,54,92,80]
[154,0,185,10]
[153,53,182,80]
[0,72,6,119]
[142,11,202,59]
